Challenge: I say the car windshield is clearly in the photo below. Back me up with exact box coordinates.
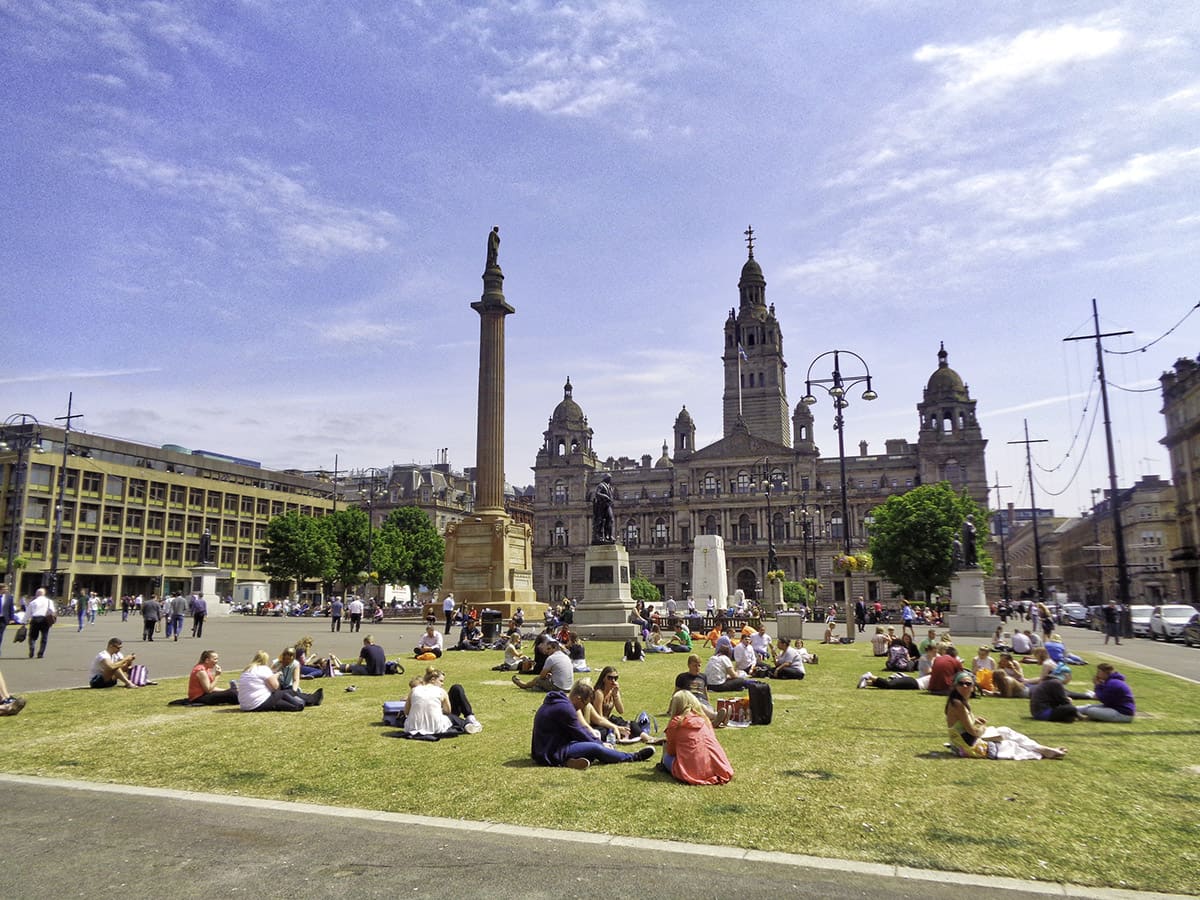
[1130,606,1153,618]
[1159,605,1195,619]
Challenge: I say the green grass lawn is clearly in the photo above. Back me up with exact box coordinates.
[2,640,1197,893]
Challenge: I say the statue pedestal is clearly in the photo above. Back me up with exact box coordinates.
[946,569,997,636]
[441,515,541,619]
[573,543,636,640]
[763,578,783,615]
[190,566,222,603]
[691,535,728,609]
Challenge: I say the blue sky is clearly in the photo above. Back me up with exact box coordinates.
[2,1,1197,519]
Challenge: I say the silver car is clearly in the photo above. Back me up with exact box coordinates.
[1149,604,1198,641]
[1130,605,1154,638]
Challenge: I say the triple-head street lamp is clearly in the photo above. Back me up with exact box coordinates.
[801,350,877,642]
[1,414,47,598]
[357,467,389,600]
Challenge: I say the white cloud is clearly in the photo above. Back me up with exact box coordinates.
[0,367,161,386]
[914,23,1125,101]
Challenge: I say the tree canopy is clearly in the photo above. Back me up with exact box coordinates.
[322,507,371,590]
[867,482,991,599]
[263,511,335,585]
[373,506,444,590]
[630,574,661,604]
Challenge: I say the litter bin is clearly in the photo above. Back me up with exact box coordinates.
[481,609,503,642]
[775,611,804,642]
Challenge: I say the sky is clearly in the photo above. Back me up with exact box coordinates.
[2,0,1198,520]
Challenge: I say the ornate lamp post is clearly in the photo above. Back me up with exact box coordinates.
[758,459,786,611]
[801,350,877,643]
[1,414,47,598]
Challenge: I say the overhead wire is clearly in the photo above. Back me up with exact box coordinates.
[1104,300,1199,356]
[1032,391,1101,497]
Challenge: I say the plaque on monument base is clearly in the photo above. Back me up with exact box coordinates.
[441,516,541,619]
[691,535,729,610]
[945,569,998,637]
[572,543,636,640]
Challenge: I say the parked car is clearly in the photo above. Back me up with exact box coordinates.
[1149,604,1198,641]
[1129,605,1155,638]
[1182,613,1200,648]
[1060,603,1090,627]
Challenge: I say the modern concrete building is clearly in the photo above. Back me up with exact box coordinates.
[0,423,335,600]
[530,240,989,607]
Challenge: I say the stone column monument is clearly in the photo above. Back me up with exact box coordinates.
[691,535,728,610]
[440,228,539,617]
[946,515,997,635]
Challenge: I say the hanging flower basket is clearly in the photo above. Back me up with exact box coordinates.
[834,552,873,574]
[766,569,787,583]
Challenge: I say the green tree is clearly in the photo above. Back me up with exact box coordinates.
[782,580,814,606]
[867,482,991,599]
[373,506,444,591]
[322,507,370,591]
[263,511,335,586]
[630,574,661,604]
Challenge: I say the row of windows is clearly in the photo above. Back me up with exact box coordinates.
[23,464,326,517]
[19,500,270,542]
[19,530,264,569]
[550,472,915,504]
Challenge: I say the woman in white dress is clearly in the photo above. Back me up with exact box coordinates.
[403,667,482,736]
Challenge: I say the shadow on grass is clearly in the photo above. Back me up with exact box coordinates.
[780,769,837,780]
[927,827,1013,849]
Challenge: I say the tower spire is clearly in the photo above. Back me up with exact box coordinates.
[744,224,755,259]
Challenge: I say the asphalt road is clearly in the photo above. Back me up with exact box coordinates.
[0,775,1184,900]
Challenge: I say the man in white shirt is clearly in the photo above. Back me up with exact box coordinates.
[1012,630,1032,655]
[347,596,365,632]
[24,587,56,659]
[90,637,138,688]
[733,633,758,675]
[750,624,773,659]
[512,640,574,692]
[442,593,456,634]
[705,651,752,692]
[414,625,444,658]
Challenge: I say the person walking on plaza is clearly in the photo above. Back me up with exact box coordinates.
[87,592,99,625]
[347,596,364,633]
[1102,600,1121,645]
[443,592,456,634]
[329,596,343,632]
[166,592,189,641]
[190,592,208,638]
[0,585,14,654]
[141,594,162,642]
[855,596,868,634]
[25,587,56,659]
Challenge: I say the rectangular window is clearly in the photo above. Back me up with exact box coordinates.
[24,498,49,521]
[106,475,125,497]
[654,560,665,577]
[102,507,122,529]
[82,472,102,493]
[122,539,142,563]
[75,535,96,559]
[125,510,144,530]
[255,524,267,542]
[64,469,79,491]
[129,479,146,500]
[28,463,53,487]
[149,482,167,502]
[145,541,162,563]
[185,544,200,565]
[207,492,222,511]
[79,504,100,528]
[241,496,255,514]
[165,543,182,565]
[239,522,253,540]
[186,517,202,536]
[237,547,251,568]
[188,488,204,508]
[170,485,186,505]
[254,548,268,568]
[147,511,164,533]
[257,498,270,517]
[22,532,45,555]
[167,513,184,534]
[222,521,237,539]
[100,537,120,560]
[271,501,284,517]
[225,493,239,512]
[220,547,234,566]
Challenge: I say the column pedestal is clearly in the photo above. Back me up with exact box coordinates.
[441,515,539,618]
[691,535,729,610]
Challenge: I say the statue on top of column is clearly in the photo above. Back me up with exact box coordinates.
[486,226,500,269]
[590,475,615,545]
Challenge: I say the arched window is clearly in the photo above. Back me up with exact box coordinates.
[654,518,669,546]
[624,519,639,547]
[738,514,753,543]
[772,511,786,542]
[702,472,719,495]
[735,471,752,494]
[557,440,566,456]
[553,480,568,503]
[704,515,719,536]
[570,439,580,453]
[553,521,567,546]
[830,514,844,540]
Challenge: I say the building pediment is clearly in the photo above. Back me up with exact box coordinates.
[688,423,793,463]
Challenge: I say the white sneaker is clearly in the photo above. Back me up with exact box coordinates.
[857,672,873,689]
[465,721,482,734]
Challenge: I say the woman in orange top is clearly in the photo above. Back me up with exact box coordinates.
[662,690,733,785]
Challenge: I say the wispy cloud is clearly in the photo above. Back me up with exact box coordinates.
[95,150,397,263]
[0,367,161,386]
[471,0,684,126]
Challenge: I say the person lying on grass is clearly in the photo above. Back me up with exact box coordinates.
[530,680,655,771]
[945,672,1067,760]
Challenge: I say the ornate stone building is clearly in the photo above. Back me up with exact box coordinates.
[1161,354,1200,603]
[530,239,989,607]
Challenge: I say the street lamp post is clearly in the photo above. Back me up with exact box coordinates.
[358,468,388,602]
[801,350,877,643]
[1,414,47,599]
[758,460,785,611]
[46,393,83,600]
